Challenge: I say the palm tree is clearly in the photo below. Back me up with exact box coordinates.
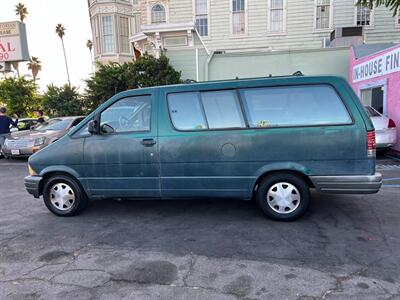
[55,23,71,86]
[27,57,42,83]
[11,62,20,78]
[86,39,94,74]
[15,3,28,23]
[357,0,400,15]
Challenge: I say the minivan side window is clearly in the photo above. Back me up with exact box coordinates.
[168,92,208,130]
[240,85,352,128]
[201,90,246,129]
[168,90,246,130]
[100,95,151,133]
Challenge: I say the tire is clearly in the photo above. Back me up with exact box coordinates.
[43,175,88,217]
[256,173,310,221]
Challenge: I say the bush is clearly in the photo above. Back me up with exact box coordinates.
[42,84,84,117]
[83,54,182,111]
[0,77,40,117]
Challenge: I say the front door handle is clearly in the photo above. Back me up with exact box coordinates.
[141,138,156,147]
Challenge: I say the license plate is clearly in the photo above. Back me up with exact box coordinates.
[11,149,20,155]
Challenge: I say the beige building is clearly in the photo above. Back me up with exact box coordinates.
[88,0,400,62]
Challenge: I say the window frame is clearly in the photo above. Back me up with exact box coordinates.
[118,16,131,54]
[267,0,287,34]
[101,15,116,54]
[150,3,167,24]
[313,0,333,32]
[193,0,210,37]
[98,95,153,135]
[354,2,374,28]
[230,0,248,36]
[166,84,354,133]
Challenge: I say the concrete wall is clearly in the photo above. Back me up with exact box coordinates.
[166,47,351,82]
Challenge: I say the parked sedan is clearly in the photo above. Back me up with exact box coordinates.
[10,118,40,133]
[2,116,85,158]
[365,106,397,149]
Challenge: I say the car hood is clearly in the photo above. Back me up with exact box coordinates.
[370,116,389,131]
[8,130,61,141]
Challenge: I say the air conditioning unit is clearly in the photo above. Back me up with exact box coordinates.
[329,27,363,47]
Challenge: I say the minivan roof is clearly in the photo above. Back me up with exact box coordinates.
[122,75,347,95]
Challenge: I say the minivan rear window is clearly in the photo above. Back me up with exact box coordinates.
[240,85,352,128]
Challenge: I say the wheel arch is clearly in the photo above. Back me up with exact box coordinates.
[251,165,314,196]
[38,167,88,198]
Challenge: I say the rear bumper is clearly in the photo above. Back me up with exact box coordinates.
[309,173,382,194]
[376,128,397,148]
[24,175,43,198]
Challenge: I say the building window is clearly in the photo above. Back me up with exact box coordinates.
[194,0,209,36]
[356,4,371,26]
[315,0,331,29]
[269,0,285,33]
[232,0,246,34]
[133,13,141,34]
[102,15,115,53]
[119,16,130,53]
[92,16,101,54]
[151,4,166,24]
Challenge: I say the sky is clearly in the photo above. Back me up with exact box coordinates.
[1,0,93,91]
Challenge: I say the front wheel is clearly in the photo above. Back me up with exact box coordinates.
[43,175,88,216]
[256,173,310,221]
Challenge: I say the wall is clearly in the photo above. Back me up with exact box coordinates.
[350,45,400,152]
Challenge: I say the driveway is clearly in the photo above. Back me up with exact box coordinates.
[0,156,400,299]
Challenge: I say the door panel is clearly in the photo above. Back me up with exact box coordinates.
[83,94,160,198]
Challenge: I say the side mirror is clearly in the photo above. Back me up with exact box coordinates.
[100,123,115,134]
[88,120,99,135]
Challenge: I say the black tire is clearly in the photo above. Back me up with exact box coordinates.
[256,173,310,221]
[43,175,88,217]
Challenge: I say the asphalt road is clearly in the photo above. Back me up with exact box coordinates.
[1,157,400,300]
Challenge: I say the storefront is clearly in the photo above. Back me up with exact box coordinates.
[350,43,400,152]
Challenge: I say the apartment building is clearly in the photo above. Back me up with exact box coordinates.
[88,0,400,80]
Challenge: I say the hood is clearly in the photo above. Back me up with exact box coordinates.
[9,129,60,141]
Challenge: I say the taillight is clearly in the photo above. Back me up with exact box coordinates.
[367,130,376,157]
[388,119,396,128]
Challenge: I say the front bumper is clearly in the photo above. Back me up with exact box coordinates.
[24,175,43,198]
[310,173,382,194]
[2,146,40,157]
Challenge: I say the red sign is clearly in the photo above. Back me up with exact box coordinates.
[0,36,22,62]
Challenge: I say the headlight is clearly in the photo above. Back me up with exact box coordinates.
[4,139,9,147]
[28,164,37,176]
[34,137,46,147]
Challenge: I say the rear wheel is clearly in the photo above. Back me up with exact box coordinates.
[43,175,88,216]
[256,173,310,221]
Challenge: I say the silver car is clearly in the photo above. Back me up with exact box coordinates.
[2,116,85,158]
[364,106,397,149]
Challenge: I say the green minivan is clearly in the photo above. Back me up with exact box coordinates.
[25,76,382,221]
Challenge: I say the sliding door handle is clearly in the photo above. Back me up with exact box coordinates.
[141,138,156,147]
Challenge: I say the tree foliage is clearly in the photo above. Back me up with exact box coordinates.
[357,0,400,16]
[42,84,83,117]
[0,77,40,117]
[84,54,181,112]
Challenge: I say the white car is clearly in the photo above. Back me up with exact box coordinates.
[365,106,397,149]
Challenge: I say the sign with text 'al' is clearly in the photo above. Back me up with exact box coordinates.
[0,21,30,62]
[352,45,400,83]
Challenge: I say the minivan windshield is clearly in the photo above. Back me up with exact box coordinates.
[34,119,71,132]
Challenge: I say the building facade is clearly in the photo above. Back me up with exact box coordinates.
[88,0,400,81]
[89,0,400,59]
